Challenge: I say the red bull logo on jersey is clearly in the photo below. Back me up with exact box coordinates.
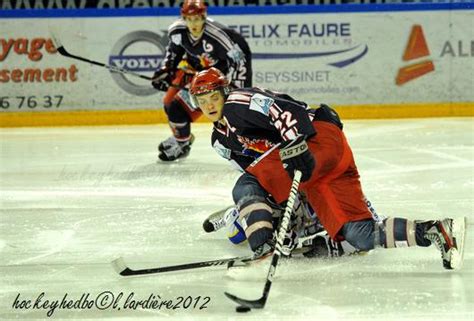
[199,53,217,68]
[238,137,274,158]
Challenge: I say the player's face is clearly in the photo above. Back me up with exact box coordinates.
[184,15,206,38]
[195,90,225,122]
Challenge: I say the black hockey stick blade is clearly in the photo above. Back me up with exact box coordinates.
[224,292,266,309]
[112,255,254,277]
[224,253,280,309]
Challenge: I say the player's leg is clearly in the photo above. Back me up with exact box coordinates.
[341,216,466,269]
[158,98,193,161]
[309,125,466,268]
[231,173,275,257]
[158,67,202,161]
[310,175,466,267]
[159,86,187,152]
[320,148,466,269]
[203,173,301,257]
[203,186,334,258]
[305,122,374,238]
[159,88,200,161]
[231,179,324,254]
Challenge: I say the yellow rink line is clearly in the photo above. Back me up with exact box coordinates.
[0,102,472,127]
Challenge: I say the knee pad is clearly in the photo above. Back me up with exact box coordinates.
[237,196,274,251]
[344,234,374,252]
[342,220,375,251]
[232,173,268,204]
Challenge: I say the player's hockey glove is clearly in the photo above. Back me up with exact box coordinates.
[279,135,315,183]
[151,67,173,91]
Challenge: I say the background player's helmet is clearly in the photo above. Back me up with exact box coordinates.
[181,0,207,17]
[190,67,229,96]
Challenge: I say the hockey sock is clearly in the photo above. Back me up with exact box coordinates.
[237,196,274,252]
[166,99,192,140]
[376,217,419,248]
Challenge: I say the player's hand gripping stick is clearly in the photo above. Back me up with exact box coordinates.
[279,136,315,182]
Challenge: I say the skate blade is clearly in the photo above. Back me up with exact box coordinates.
[449,217,467,270]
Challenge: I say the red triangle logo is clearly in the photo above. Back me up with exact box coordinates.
[396,25,434,85]
[396,60,435,85]
[402,25,430,61]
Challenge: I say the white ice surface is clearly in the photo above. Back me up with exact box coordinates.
[0,118,473,321]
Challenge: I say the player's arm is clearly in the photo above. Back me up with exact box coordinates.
[152,27,186,91]
[223,90,315,140]
[205,20,247,88]
[266,94,317,183]
[223,28,252,88]
[222,91,315,182]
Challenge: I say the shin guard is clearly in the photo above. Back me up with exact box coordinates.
[237,197,274,251]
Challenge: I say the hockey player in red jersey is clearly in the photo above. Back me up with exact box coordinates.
[189,67,466,269]
[152,0,252,161]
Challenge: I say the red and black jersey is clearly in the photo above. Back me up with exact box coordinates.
[211,87,319,170]
[162,18,252,88]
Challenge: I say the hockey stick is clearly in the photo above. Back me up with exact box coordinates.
[50,33,154,81]
[224,170,302,309]
[112,255,256,277]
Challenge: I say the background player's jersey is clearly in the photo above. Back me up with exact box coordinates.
[162,18,252,88]
[211,87,317,170]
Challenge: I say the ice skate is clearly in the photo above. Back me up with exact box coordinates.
[158,134,195,161]
[202,206,235,233]
[158,135,177,152]
[158,135,194,161]
[423,217,466,270]
[252,241,274,260]
[298,230,363,258]
[158,134,195,152]
[301,232,348,258]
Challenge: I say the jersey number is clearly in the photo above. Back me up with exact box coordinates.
[274,111,297,131]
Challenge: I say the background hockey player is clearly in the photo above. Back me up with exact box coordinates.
[152,0,252,161]
[189,67,466,269]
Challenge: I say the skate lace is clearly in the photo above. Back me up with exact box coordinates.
[426,233,444,254]
[212,218,226,230]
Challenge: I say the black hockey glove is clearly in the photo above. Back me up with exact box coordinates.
[151,67,173,91]
[279,136,315,183]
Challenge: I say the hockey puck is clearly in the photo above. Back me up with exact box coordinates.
[236,306,251,313]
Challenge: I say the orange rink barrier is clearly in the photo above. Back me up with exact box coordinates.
[0,102,473,127]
